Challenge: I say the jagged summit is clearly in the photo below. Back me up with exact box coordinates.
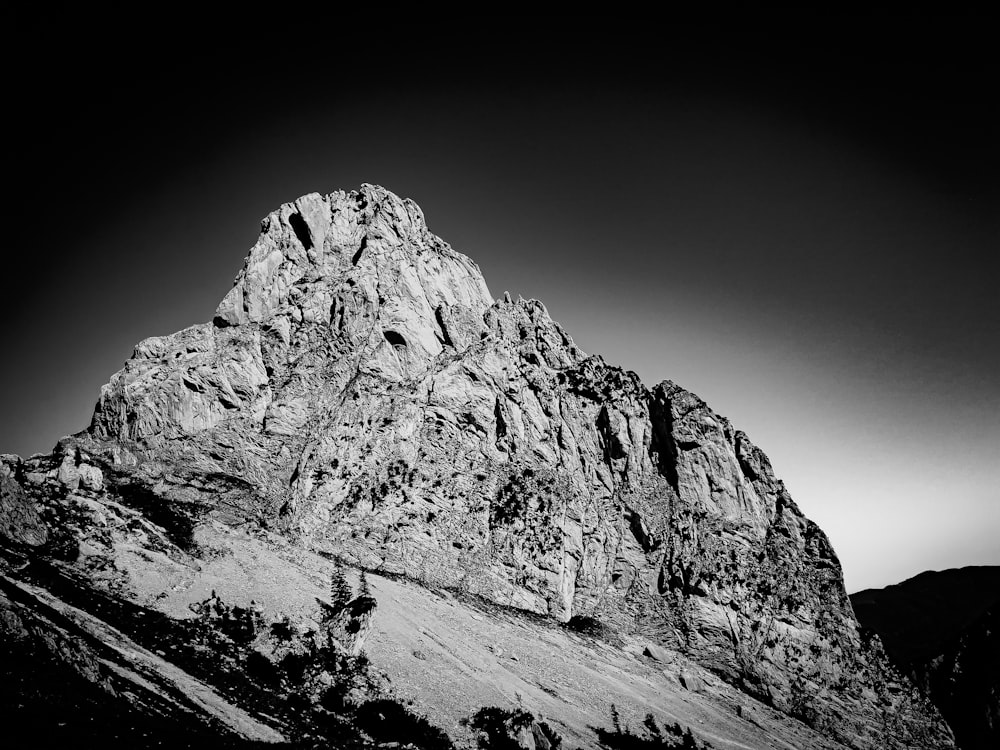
[4,187,952,749]
[213,185,493,352]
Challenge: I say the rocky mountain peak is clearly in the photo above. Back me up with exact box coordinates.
[212,184,493,374]
[4,187,954,749]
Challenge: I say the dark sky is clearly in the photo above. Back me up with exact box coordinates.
[3,16,997,592]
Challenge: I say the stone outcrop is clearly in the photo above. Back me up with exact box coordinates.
[1,458,48,547]
[2,185,951,748]
[465,707,564,750]
[249,592,376,698]
[321,594,377,657]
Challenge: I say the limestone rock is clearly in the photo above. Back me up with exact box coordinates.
[0,469,47,547]
[467,707,562,750]
[3,185,953,749]
[56,450,80,489]
[322,594,377,657]
[78,464,104,491]
[679,669,705,693]
[643,644,672,663]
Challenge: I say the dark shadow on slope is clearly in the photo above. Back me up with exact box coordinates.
[112,482,202,552]
[1,634,229,749]
[6,558,453,749]
[591,707,713,749]
[463,706,562,749]
[354,699,454,749]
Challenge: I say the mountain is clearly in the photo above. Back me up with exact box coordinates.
[0,185,951,748]
[852,567,1000,750]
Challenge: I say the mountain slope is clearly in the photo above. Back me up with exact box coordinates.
[0,568,284,746]
[852,567,1000,750]
[1,185,950,748]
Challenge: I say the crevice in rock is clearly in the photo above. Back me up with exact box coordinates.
[181,375,204,393]
[434,305,454,348]
[383,330,407,352]
[288,212,313,250]
[628,510,658,553]
[330,297,345,332]
[494,398,508,453]
[351,236,367,266]
[597,405,627,463]
[735,432,760,481]
[648,392,680,493]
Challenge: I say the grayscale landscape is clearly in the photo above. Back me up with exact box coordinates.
[3,15,996,750]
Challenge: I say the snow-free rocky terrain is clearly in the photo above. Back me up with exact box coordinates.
[1,185,952,748]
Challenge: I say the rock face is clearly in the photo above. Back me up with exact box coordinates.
[1,461,48,547]
[852,567,1000,750]
[2,185,951,748]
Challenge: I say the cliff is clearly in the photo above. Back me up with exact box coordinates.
[1,185,950,748]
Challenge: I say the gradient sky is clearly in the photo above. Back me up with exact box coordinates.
[4,18,997,592]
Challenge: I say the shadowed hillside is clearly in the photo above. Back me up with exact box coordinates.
[852,567,1000,750]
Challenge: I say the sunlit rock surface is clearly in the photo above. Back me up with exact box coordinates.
[2,185,951,748]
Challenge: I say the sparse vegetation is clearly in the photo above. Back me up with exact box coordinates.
[358,569,372,598]
[489,466,566,560]
[565,613,610,638]
[189,590,265,647]
[355,699,455,749]
[593,706,712,749]
[330,560,353,610]
[462,706,562,750]
[113,482,202,552]
[11,559,452,748]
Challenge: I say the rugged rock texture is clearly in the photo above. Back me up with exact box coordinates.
[852,567,1000,750]
[1,185,951,748]
[0,461,48,547]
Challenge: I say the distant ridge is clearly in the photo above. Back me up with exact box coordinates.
[852,566,1000,750]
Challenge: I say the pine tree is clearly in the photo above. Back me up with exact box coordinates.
[643,713,663,739]
[330,562,352,610]
[359,569,372,598]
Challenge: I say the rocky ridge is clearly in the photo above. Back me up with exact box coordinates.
[1,185,951,748]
